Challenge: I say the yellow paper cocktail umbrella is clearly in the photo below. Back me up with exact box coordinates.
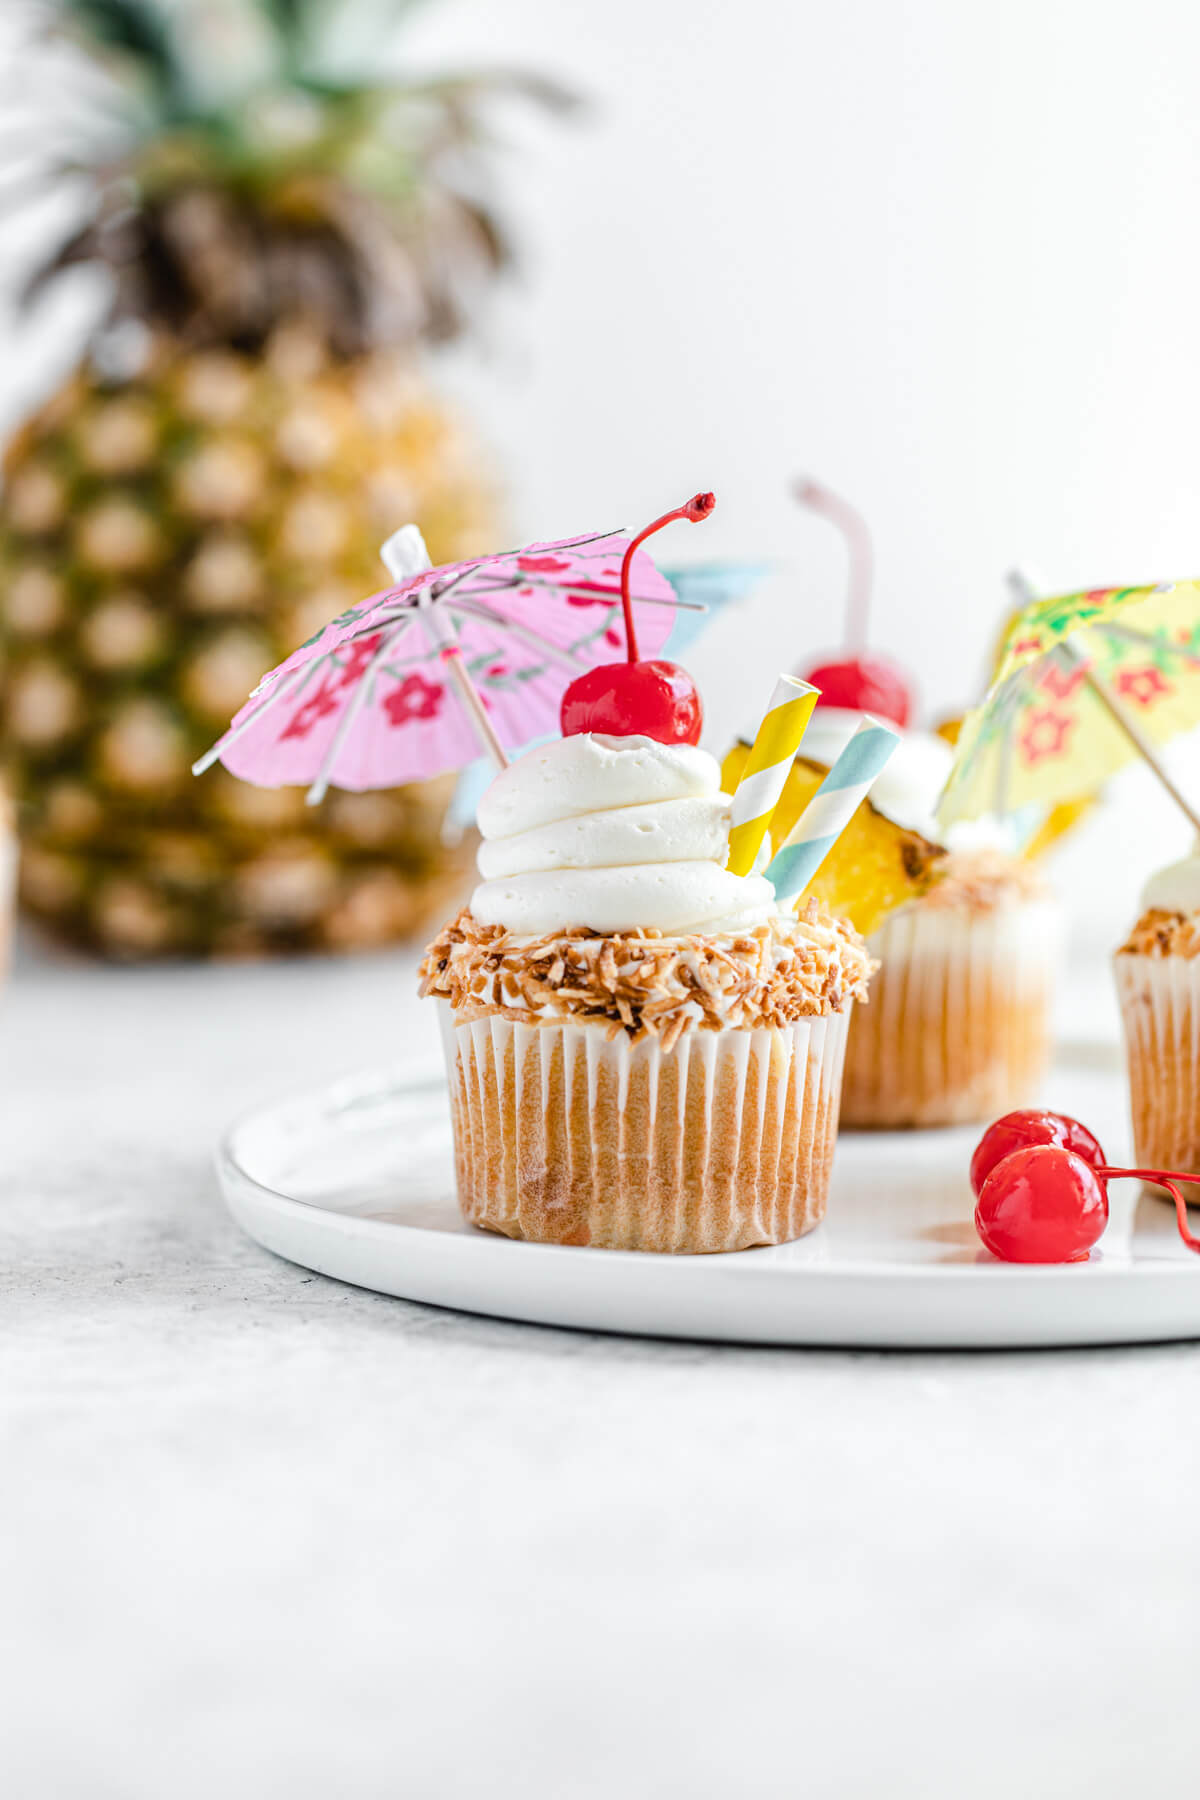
[937,575,1200,837]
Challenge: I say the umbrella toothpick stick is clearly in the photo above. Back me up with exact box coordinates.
[387,524,508,771]
[415,591,508,768]
[305,617,415,807]
[1064,642,1200,836]
[386,525,510,770]
[440,645,508,770]
[1007,570,1200,838]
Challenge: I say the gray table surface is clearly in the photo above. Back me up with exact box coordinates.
[2,940,1197,1799]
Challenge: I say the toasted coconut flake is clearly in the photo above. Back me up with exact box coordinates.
[1119,908,1200,958]
[923,849,1048,913]
[419,906,875,1039]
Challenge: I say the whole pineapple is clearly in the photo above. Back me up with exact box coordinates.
[0,0,568,958]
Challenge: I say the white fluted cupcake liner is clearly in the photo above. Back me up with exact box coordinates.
[438,1003,851,1253]
[841,898,1058,1129]
[1115,954,1200,1185]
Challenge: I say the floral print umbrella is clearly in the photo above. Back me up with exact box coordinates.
[194,528,685,800]
[937,579,1200,832]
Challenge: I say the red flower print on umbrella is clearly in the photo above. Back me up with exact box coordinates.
[1019,708,1075,765]
[1040,660,1088,702]
[279,679,341,742]
[563,567,630,609]
[939,571,1200,838]
[336,633,385,689]
[1114,664,1171,707]
[193,521,699,801]
[517,555,572,575]
[383,672,444,728]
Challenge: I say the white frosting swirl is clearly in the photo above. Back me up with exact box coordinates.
[798,706,1012,851]
[477,795,730,879]
[1141,839,1200,915]
[471,734,774,935]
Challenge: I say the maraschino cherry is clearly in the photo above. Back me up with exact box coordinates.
[560,493,714,745]
[794,477,915,729]
[976,1145,1109,1264]
[802,654,914,727]
[970,1109,1106,1199]
[970,1107,1200,1262]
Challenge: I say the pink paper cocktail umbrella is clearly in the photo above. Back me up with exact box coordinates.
[193,526,692,803]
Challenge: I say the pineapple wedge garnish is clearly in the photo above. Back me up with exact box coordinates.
[721,742,945,937]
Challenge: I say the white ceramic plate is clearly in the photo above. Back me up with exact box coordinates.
[217,1049,1200,1348]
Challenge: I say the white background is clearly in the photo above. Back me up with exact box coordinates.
[420,0,1200,959]
[5,0,1200,952]
[5,16,1200,1796]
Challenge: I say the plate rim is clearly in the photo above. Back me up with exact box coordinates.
[217,1060,1200,1290]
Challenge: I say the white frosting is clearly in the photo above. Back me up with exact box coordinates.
[477,733,718,839]
[797,706,1012,851]
[471,734,774,935]
[477,795,731,879]
[1141,839,1200,915]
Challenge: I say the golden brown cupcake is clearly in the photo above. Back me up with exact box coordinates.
[758,708,1057,1130]
[841,850,1057,1129]
[420,733,873,1253]
[1115,851,1200,1181]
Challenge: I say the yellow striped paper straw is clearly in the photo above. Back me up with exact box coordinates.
[726,676,819,876]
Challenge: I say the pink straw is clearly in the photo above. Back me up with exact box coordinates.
[794,477,874,651]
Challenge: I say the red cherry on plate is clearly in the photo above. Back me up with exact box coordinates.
[800,654,915,728]
[970,1109,1107,1200]
[560,492,713,745]
[560,657,703,744]
[975,1145,1109,1264]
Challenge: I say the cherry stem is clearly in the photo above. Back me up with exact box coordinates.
[1097,1166,1200,1255]
[795,477,874,652]
[619,492,715,664]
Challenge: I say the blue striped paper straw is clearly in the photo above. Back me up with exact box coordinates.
[765,715,900,905]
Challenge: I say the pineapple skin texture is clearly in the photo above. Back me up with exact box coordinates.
[0,336,497,959]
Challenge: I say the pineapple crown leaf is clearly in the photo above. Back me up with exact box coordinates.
[58,0,196,126]
[13,0,579,355]
[65,0,178,77]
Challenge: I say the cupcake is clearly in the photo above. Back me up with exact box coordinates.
[1115,845,1200,1183]
[790,709,1058,1130]
[419,732,873,1253]
[843,846,1057,1129]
